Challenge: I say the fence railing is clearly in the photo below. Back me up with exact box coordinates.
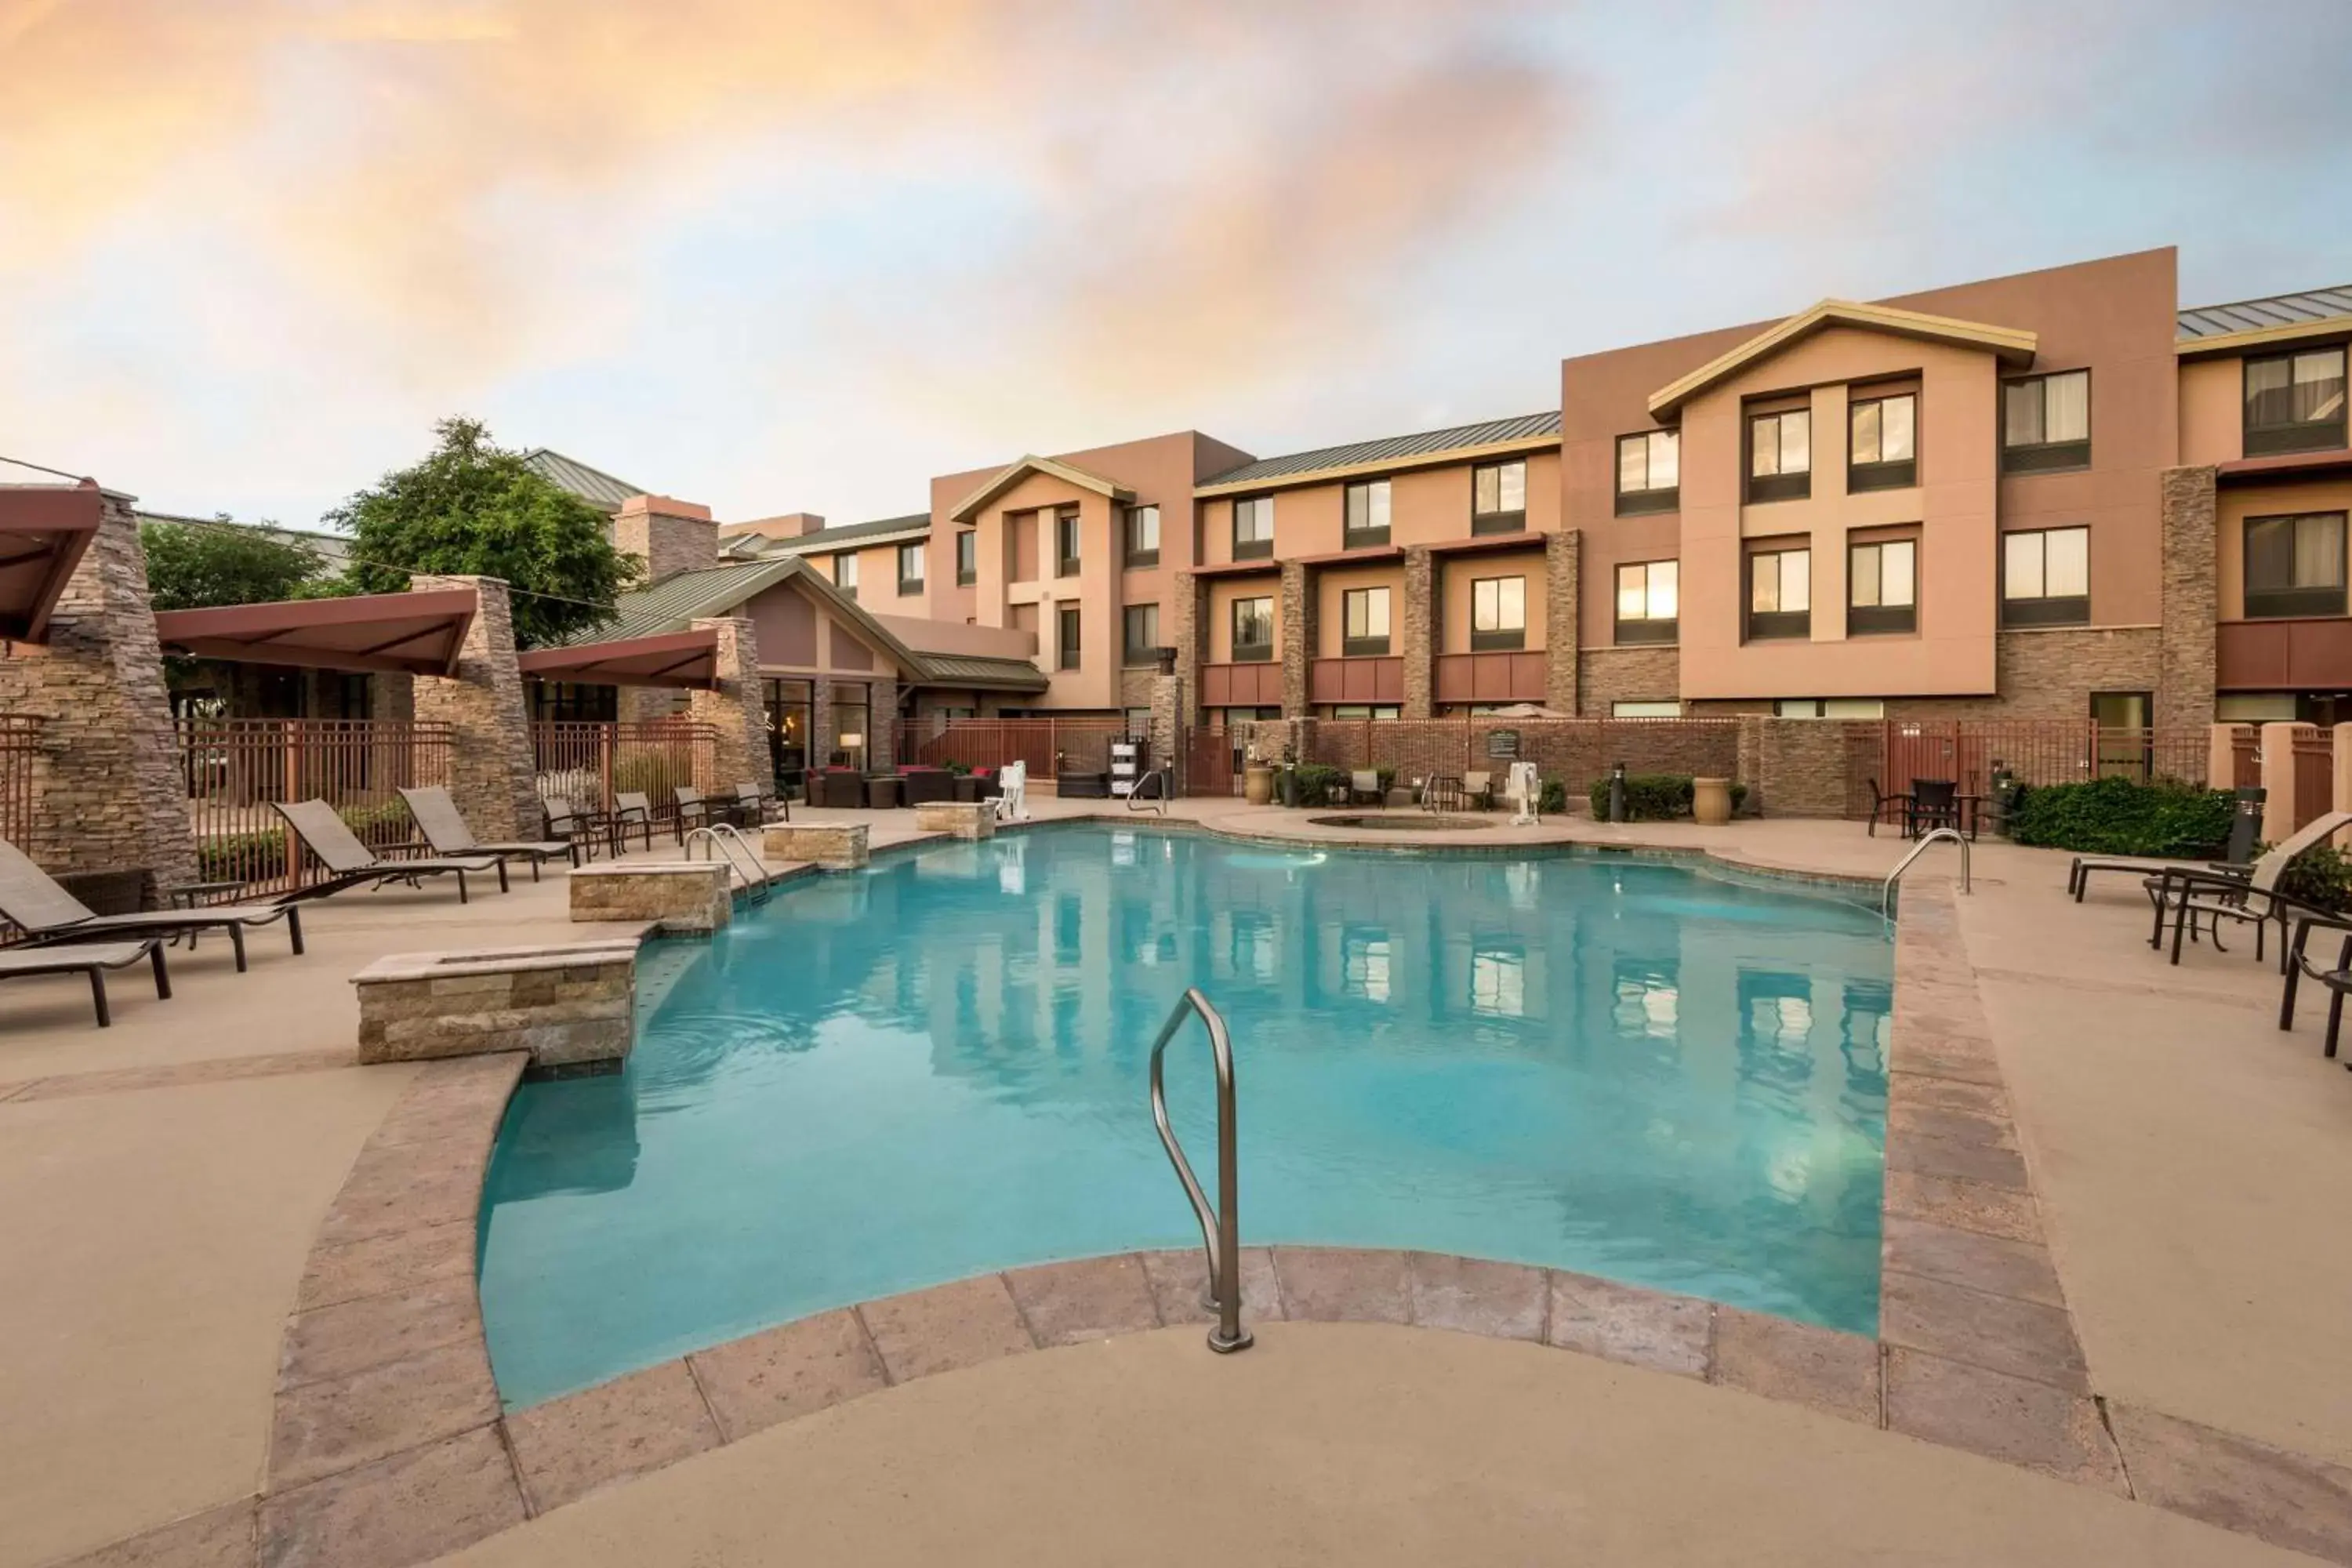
[532,720,716,820]
[895,717,1137,779]
[0,715,40,853]
[1308,718,1741,801]
[2232,725,2262,789]
[2292,725,2334,829]
[1853,719,2216,818]
[176,718,455,892]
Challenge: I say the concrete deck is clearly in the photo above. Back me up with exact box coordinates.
[5,801,2350,1566]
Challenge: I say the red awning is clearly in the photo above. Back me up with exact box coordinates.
[0,484,103,644]
[153,589,477,676]
[515,628,719,689]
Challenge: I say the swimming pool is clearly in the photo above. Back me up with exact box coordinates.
[479,826,1893,1407]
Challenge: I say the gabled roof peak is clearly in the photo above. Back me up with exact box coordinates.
[1646,299,2037,421]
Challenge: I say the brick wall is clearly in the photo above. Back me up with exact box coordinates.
[2158,464,2219,731]
[1736,717,1866,818]
[1578,644,1681,715]
[1545,530,1581,714]
[1401,546,1434,719]
[1279,560,1313,717]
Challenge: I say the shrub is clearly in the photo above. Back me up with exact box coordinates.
[2276,842,2352,915]
[2005,776,2232,857]
[1539,778,1566,815]
[1290,763,1348,804]
[1583,773,1748,822]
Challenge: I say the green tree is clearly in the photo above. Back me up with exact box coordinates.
[140,515,334,610]
[327,417,641,647]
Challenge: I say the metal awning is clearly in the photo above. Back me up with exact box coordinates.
[515,628,719,689]
[0,485,104,644]
[152,589,477,676]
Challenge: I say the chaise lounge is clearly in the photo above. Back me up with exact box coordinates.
[401,786,576,878]
[2147,810,2352,967]
[0,836,303,973]
[273,800,507,902]
[0,938,170,1027]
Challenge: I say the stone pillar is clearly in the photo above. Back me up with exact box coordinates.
[2259,721,2299,844]
[0,486,196,897]
[369,673,416,722]
[2158,465,2219,732]
[1279,559,1314,718]
[1545,528,1581,716]
[810,674,837,767]
[612,494,719,584]
[869,675,898,770]
[1402,544,1435,720]
[1149,656,1185,793]
[411,575,539,839]
[687,616,764,788]
[1171,570,1203,724]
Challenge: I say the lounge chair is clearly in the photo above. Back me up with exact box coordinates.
[734,781,786,824]
[673,786,729,842]
[1462,771,1494,811]
[272,800,506,902]
[2071,787,2264,902]
[610,793,660,851]
[0,837,301,973]
[0,938,169,1027]
[2148,810,2352,967]
[540,793,603,862]
[1348,770,1383,806]
[400,786,575,879]
[2278,910,2352,1061]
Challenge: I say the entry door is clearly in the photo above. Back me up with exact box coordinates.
[2090,691,2151,779]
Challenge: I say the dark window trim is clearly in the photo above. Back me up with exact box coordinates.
[1231,596,1274,662]
[2244,345,2350,457]
[1747,409,1812,503]
[1746,609,1811,641]
[1615,431,1679,514]
[954,531,977,586]
[2244,510,2349,619]
[1123,504,1161,570]
[2002,595,2089,628]
[2001,370,2095,473]
[1613,616,1677,645]
[1122,606,1160,666]
[896,579,924,596]
[1746,469,1810,504]
[1847,603,1917,637]
[1472,458,1529,532]
[1344,478,1392,550]
[1056,608,1081,670]
[1232,495,1275,559]
[1470,511,1526,536]
[1468,627,1526,652]
[1615,487,1678,517]
[1124,549,1160,569]
[1341,636,1393,658]
[1231,642,1275,663]
[1341,528,1392,550]
[1849,458,1916,492]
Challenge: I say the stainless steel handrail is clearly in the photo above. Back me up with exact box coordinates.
[1148,986,1250,1353]
[684,823,772,904]
[1125,768,1171,815]
[1882,826,1969,916]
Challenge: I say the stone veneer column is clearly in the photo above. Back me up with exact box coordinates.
[1279,559,1314,717]
[411,575,539,839]
[809,675,837,768]
[1401,545,1435,720]
[1149,657,1185,792]
[0,487,196,895]
[1171,570,1203,724]
[686,616,764,788]
[1544,529,1581,716]
[2158,465,2219,731]
[869,676,898,770]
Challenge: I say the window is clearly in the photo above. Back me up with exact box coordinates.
[1612,700,1682,718]
[1747,546,1810,639]
[1616,431,1679,516]
[1057,605,1081,670]
[1341,586,1392,655]
[2002,526,2090,626]
[1231,596,1273,660]
[953,529,977,585]
[1847,539,1917,635]
[1614,560,1678,645]
[829,681,869,767]
[1775,699,1887,720]
[1748,408,1811,502]
[1848,394,1917,490]
[1471,575,1526,652]
[1344,481,1392,548]
[1232,495,1274,559]
[1123,603,1161,666]
[1330,705,1401,720]
[1055,509,1080,576]
[2245,511,2347,619]
[2002,370,2090,472]
[832,552,858,599]
[896,541,924,594]
[2245,347,2347,456]
[531,681,618,723]
[763,677,811,783]
[1123,504,1160,568]
[1472,459,1527,534]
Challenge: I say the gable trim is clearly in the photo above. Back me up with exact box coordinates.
[1646,299,2038,420]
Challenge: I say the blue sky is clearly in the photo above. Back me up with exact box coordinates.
[0,0,2346,530]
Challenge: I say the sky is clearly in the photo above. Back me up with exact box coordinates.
[1,0,2348,532]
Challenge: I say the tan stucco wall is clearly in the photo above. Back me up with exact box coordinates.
[2215,477,2352,622]
[1199,452,1560,564]
[1437,550,1547,655]
[2180,357,2245,466]
[739,582,906,680]
[1315,564,1406,657]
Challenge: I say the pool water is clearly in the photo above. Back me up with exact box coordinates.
[480,827,1893,1407]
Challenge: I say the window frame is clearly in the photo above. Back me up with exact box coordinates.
[1123,504,1160,569]
[1745,545,1812,641]
[1340,585,1392,656]
[895,540,925,595]
[1230,594,1275,662]
[1122,602,1162,666]
[832,551,858,600]
[1615,430,1680,517]
[1054,508,1081,578]
[1232,495,1275,561]
[1056,604,1082,670]
[2243,510,2349,619]
[1469,575,1526,652]
[2244,345,2348,457]
[1613,559,1679,646]
[954,529,977,586]
[1472,459,1528,535]
[1846,537,1918,637]
[1746,408,1812,503]
[1847,392,1918,492]
[2002,369,2093,473]
[2000,525,2092,627]
[1343,479,1392,549]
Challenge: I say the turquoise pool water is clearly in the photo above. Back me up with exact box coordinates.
[479,827,1893,1407]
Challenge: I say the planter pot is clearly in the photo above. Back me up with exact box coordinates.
[1692,776,1733,826]
[1243,764,1274,806]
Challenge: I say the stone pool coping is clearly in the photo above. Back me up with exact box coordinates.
[62,844,2352,1567]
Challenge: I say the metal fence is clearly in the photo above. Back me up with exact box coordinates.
[532,720,716,821]
[2292,725,2334,829]
[895,717,1138,779]
[2232,725,2261,789]
[0,715,39,852]
[1854,719,2215,818]
[176,718,454,892]
[1309,718,1742,803]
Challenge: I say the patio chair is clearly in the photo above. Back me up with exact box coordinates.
[2071,787,2264,902]
[1864,779,1913,838]
[0,836,303,973]
[1348,770,1383,806]
[2277,910,2352,1062]
[1461,771,1494,810]
[2148,810,2352,967]
[610,793,660,852]
[0,938,169,1028]
[272,800,506,903]
[540,793,604,863]
[807,769,867,810]
[673,786,742,842]
[734,780,787,825]
[1906,779,1961,839]
[400,786,576,879]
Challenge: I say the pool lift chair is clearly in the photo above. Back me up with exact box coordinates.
[994,760,1030,822]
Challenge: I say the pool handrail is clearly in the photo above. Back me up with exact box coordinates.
[683,824,772,905]
[1125,768,1171,815]
[1147,986,1251,1353]
[1882,826,1969,916]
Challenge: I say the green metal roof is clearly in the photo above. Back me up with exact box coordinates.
[1200,411,1559,488]
[521,448,646,513]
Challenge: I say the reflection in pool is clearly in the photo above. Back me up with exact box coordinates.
[479,827,1892,1407]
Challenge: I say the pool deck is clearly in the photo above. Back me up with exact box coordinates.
[5,801,2352,1566]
